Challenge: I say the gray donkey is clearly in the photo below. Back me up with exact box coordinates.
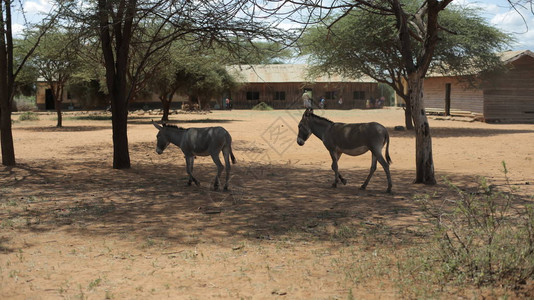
[297,109,392,193]
[153,122,236,191]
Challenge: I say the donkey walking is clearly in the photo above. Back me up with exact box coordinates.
[153,122,236,191]
[297,109,392,193]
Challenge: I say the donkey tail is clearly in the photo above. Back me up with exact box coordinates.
[226,130,237,164]
[230,150,236,164]
[385,132,392,165]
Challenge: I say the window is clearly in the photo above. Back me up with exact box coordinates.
[353,91,365,100]
[274,91,286,101]
[246,91,260,101]
[325,91,336,100]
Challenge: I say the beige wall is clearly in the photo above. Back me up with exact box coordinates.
[423,76,484,113]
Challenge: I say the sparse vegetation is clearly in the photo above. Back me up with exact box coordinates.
[18,111,39,121]
[409,162,534,290]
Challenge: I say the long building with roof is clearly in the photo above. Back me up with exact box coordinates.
[226,64,379,109]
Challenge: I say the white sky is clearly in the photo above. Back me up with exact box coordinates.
[10,0,534,52]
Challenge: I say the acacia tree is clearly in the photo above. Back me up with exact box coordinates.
[1,1,57,166]
[301,2,510,129]
[30,29,82,127]
[63,0,290,169]
[281,0,504,184]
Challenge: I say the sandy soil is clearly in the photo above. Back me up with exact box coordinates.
[1,107,533,299]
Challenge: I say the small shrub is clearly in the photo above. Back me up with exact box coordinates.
[252,102,273,111]
[13,96,37,111]
[416,161,534,288]
[18,112,39,121]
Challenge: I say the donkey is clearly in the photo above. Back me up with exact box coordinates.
[297,109,392,193]
[153,122,236,191]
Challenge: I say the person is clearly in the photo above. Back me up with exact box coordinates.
[338,97,343,107]
[225,98,232,110]
[319,96,325,109]
[302,91,312,109]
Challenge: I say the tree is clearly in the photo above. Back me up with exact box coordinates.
[301,2,510,130]
[1,1,57,166]
[296,0,513,185]
[30,29,82,127]
[63,0,290,169]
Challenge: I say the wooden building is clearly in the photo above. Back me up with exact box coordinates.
[422,50,534,123]
[226,64,378,109]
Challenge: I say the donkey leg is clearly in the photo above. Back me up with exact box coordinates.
[222,148,232,191]
[211,153,224,191]
[329,151,341,188]
[376,154,392,193]
[186,156,200,186]
[361,155,377,190]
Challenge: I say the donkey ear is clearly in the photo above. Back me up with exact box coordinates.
[304,108,313,116]
[152,120,163,131]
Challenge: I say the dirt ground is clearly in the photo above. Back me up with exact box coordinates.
[1,107,533,299]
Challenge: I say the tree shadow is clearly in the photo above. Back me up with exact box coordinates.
[389,126,534,139]
[16,126,110,132]
[2,149,530,250]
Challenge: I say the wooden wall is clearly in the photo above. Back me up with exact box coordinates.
[231,82,378,109]
[483,55,534,123]
[423,76,484,113]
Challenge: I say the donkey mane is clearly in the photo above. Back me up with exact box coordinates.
[163,124,186,130]
[309,112,334,124]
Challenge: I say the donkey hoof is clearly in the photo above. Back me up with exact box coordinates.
[341,178,347,185]
[223,186,229,192]
[331,183,337,188]
[187,180,192,186]
[359,185,367,190]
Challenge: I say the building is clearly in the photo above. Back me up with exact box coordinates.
[226,64,378,109]
[422,50,534,123]
[35,64,379,111]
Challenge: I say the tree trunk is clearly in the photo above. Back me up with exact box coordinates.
[0,1,16,166]
[111,94,130,169]
[55,85,63,128]
[161,95,171,122]
[404,102,414,130]
[408,72,436,184]
[98,0,136,169]
[0,105,15,166]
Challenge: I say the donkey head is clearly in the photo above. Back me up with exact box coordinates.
[152,121,170,154]
[297,108,313,146]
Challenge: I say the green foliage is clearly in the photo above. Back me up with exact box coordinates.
[415,162,534,288]
[300,0,512,93]
[251,102,273,111]
[18,112,39,121]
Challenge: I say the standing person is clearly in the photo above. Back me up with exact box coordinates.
[302,91,312,109]
[319,96,325,109]
[338,97,343,108]
[225,98,231,110]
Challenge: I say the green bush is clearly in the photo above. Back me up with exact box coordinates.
[416,162,534,288]
[18,112,39,121]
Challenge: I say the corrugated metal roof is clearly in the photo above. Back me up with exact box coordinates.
[499,49,534,63]
[227,64,376,83]
[427,49,534,78]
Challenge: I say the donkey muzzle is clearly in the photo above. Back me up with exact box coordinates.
[297,138,305,146]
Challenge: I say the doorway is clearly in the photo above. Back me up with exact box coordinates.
[45,89,55,110]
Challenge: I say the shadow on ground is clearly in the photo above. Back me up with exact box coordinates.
[2,144,530,253]
[390,126,534,139]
